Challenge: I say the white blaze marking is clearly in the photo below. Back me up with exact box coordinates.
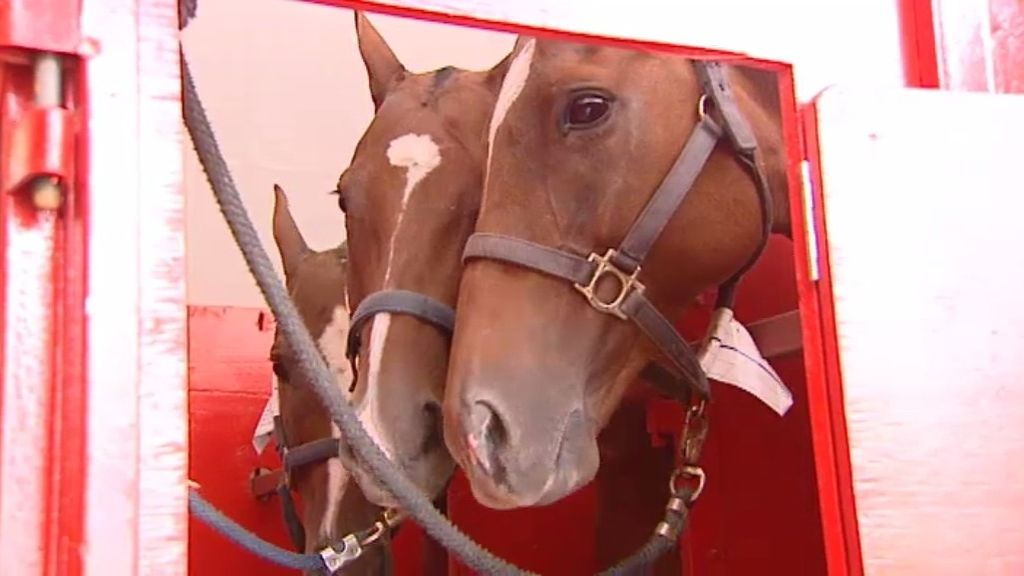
[362,313,393,460]
[382,133,442,285]
[486,39,536,174]
[317,305,354,541]
[359,133,443,470]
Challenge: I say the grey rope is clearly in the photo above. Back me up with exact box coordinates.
[180,5,684,573]
[189,488,327,572]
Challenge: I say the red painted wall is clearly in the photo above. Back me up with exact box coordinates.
[187,238,826,576]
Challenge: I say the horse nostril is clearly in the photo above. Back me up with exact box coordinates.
[466,401,508,478]
[420,401,443,452]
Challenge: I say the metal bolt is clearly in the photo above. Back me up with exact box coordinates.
[31,177,64,210]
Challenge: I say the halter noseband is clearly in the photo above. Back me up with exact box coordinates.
[345,289,457,388]
[461,60,775,402]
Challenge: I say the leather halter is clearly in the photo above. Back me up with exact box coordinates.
[265,290,455,552]
[345,289,457,388]
[461,61,775,401]
[269,415,341,551]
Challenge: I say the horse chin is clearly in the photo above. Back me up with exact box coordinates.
[458,429,599,510]
[342,446,455,509]
[348,465,401,509]
[463,459,595,510]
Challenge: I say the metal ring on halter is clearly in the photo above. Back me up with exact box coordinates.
[697,94,710,122]
[669,464,707,504]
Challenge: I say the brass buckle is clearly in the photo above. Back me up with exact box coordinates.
[573,248,645,320]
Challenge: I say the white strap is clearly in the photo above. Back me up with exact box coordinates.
[251,374,280,454]
[698,308,793,416]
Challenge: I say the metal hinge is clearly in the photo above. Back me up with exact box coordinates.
[3,51,73,211]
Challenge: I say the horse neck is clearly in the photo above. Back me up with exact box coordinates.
[725,63,792,238]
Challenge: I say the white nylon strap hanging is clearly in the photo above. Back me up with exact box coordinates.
[698,307,793,416]
[252,374,281,453]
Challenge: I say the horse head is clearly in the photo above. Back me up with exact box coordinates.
[336,12,514,507]
[270,184,389,574]
[443,38,792,509]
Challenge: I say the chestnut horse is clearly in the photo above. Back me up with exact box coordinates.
[265,13,511,572]
[333,13,513,509]
[269,185,391,574]
[443,37,792,509]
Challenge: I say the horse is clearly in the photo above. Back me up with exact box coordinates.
[442,37,793,510]
[333,11,514,509]
[263,12,512,572]
[269,184,390,575]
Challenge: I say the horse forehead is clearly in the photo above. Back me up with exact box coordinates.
[389,69,487,116]
[386,132,443,183]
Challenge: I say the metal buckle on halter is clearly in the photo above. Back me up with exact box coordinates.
[573,248,646,320]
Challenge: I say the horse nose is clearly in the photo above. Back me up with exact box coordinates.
[465,401,509,480]
[421,399,444,452]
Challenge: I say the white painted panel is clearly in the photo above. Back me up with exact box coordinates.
[815,86,1024,574]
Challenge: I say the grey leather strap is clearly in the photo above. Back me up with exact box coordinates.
[462,234,710,399]
[464,234,594,285]
[272,415,312,552]
[694,61,758,154]
[614,116,723,272]
[459,59,779,404]
[620,292,709,397]
[346,289,456,362]
[694,60,774,308]
[283,437,343,472]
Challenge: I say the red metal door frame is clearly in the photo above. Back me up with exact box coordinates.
[899,0,1024,92]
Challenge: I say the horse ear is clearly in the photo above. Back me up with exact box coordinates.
[354,11,406,109]
[485,47,515,93]
[484,36,533,94]
[272,184,310,278]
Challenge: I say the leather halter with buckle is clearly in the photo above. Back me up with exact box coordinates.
[461,60,775,403]
[261,289,455,554]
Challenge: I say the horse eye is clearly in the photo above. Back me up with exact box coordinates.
[272,360,288,380]
[563,93,612,130]
[332,188,347,213]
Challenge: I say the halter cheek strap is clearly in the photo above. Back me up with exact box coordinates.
[461,60,776,402]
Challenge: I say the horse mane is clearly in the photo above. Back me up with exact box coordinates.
[727,64,783,122]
